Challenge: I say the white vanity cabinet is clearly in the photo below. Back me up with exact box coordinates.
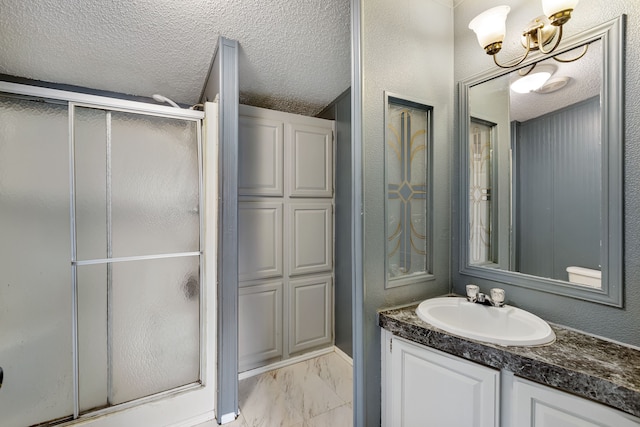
[381,330,500,427]
[507,375,640,427]
[381,330,640,427]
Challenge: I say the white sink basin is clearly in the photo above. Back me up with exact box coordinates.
[415,297,555,347]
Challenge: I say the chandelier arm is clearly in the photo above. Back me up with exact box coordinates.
[537,25,563,55]
[518,63,538,76]
[493,34,532,69]
[553,44,589,63]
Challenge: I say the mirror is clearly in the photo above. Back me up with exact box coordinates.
[469,41,601,280]
[459,15,624,306]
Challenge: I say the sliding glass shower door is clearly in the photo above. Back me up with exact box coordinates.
[73,105,202,412]
[0,95,207,426]
[0,97,74,427]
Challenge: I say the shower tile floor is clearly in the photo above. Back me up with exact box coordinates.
[196,351,353,427]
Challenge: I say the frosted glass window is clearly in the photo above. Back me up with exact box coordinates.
[0,97,74,426]
[385,95,432,286]
[110,112,199,258]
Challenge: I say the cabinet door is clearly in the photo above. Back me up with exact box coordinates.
[288,201,333,276]
[238,114,284,196]
[237,105,335,372]
[383,332,499,427]
[287,122,333,198]
[238,282,283,371]
[289,275,333,355]
[238,201,283,281]
[512,376,640,427]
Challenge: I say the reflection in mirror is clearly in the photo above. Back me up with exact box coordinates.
[469,41,602,288]
[460,15,624,306]
[469,117,497,267]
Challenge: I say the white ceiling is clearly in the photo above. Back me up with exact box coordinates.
[0,0,351,116]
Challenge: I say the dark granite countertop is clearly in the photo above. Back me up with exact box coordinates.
[378,301,640,418]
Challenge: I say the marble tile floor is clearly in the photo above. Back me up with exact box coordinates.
[196,351,353,427]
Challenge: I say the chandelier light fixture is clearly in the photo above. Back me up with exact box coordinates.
[468,0,586,69]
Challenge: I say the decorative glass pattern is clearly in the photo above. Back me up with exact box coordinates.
[386,99,430,281]
[469,120,494,265]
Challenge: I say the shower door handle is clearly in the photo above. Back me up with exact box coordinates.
[0,366,3,389]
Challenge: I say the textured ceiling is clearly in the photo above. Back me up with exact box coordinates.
[0,0,351,116]
[510,39,601,122]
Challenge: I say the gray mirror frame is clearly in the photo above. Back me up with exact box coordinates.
[458,15,625,307]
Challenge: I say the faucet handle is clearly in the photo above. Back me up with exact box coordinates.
[466,284,479,302]
[490,288,505,307]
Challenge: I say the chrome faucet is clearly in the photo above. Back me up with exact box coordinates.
[466,284,506,307]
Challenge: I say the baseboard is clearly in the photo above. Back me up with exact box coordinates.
[170,410,215,427]
[238,346,335,380]
[333,345,353,366]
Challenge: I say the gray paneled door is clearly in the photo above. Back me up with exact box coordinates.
[237,105,335,372]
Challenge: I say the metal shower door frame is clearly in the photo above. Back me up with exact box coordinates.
[67,101,205,420]
[0,80,217,426]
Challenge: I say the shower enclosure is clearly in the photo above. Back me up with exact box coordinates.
[0,84,216,426]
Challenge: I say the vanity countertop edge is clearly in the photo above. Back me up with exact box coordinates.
[378,303,640,418]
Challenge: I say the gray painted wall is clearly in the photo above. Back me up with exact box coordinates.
[453,0,640,346]
[360,0,454,424]
[318,89,353,357]
[515,97,601,279]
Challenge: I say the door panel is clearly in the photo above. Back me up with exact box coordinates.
[238,202,283,281]
[289,202,333,276]
[239,116,284,196]
[289,275,333,354]
[513,377,640,427]
[74,106,202,409]
[383,333,499,427]
[110,112,200,258]
[288,123,333,197]
[109,256,200,405]
[0,97,74,427]
[239,282,283,371]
